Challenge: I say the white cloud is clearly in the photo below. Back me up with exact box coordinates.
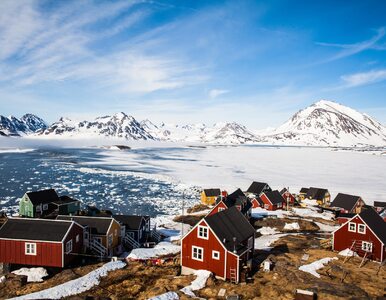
[208,89,229,99]
[0,0,205,94]
[341,69,386,87]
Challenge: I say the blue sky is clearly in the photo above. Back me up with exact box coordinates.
[0,0,385,128]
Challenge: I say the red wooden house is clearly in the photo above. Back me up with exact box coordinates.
[332,208,386,262]
[207,189,252,218]
[251,196,264,209]
[181,207,255,283]
[374,201,386,213]
[259,190,286,211]
[0,218,83,268]
[280,188,296,206]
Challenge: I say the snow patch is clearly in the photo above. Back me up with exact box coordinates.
[283,222,300,230]
[127,242,180,260]
[338,248,358,257]
[180,269,211,297]
[11,261,126,299]
[299,257,338,278]
[12,267,48,282]
[256,226,280,235]
[149,292,179,300]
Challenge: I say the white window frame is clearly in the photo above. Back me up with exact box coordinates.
[361,241,372,252]
[212,250,220,260]
[277,202,282,208]
[192,246,204,261]
[25,242,37,255]
[76,234,80,243]
[348,222,356,232]
[264,204,269,209]
[65,239,73,254]
[197,225,208,240]
[358,224,366,234]
[218,207,225,212]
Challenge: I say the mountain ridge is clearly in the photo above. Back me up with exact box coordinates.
[1,100,385,147]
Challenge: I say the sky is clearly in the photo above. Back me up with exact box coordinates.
[0,0,385,129]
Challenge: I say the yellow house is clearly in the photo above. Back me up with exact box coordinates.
[301,187,330,206]
[298,188,309,201]
[201,189,222,205]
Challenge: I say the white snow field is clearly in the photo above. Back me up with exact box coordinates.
[299,257,338,278]
[83,145,385,205]
[127,242,180,260]
[10,261,126,300]
[180,270,212,297]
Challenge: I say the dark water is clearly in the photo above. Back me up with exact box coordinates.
[0,147,198,216]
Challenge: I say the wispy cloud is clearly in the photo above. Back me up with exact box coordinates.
[341,69,386,87]
[316,27,386,63]
[0,0,205,94]
[208,89,229,99]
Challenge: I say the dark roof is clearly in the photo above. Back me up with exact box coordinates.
[205,207,255,254]
[264,190,285,205]
[255,197,264,206]
[203,189,221,197]
[52,195,81,206]
[26,189,59,205]
[280,188,288,195]
[299,187,309,194]
[330,193,362,211]
[113,215,148,230]
[374,201,386,208]
[246,182,270,195]
[359,208,386,244]
[223,189,252,214]
[57,215,112,235]
[0,218,73,242]
[306,187,328,201]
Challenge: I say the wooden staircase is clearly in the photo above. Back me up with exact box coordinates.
[230,268,238,284]
[123,233,140,249]
[90,239,107,258]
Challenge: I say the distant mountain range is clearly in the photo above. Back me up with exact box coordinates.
[1,100,385,147]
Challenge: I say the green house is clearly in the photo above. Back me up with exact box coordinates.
[19,189,81,218]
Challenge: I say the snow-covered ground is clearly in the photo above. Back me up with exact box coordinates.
[149,292,180,300]
[127,242,180,260]
[180,270,211,297]
[12,268,48,282]
[10,261,126,300]
[299,257,338,278]
[338,248,358,257]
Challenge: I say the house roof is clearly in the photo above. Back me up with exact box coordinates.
[52,195,81,206]
[330,193,362,211]
[57,215,113,235]
[299,187,309,194]
[113,215,148,230]
[337,212,356,219]
[254,197,264,206]
[264,190,285,205]
[280,188,288,195]
[306,187,328,201]
[203,189,221,197]
[246,182,270,195]
[26,189,60,205]
[374,201,386,208]
[205,207,255,254]
[223,189,252,214]
[0,218,73,242]
[359,208,386,244]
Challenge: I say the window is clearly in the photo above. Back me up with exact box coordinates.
[218,207,225,212]
[84,232,89,240]
[36,205,41,212]
[277,203,282,208]
[264,204,269,209]
[76,234,80,243]
[108,234,113,246]
[198,226,208,239]
[192,246,203,261]
[212,250,220,260]
[43,204,48,210]
[25,243,36,255]
[358,224,366,234]
[66,239,73,253]
[361,241,372,252]
[348,222,356,232]
[248,237,253,249]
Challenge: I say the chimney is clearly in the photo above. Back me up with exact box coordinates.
[233,237,237,253]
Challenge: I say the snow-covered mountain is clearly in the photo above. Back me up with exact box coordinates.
[0,114,47,136]
[263,100,386,147]
[3,100,386,146]
[140,120,261,144]
[41,112,154,140]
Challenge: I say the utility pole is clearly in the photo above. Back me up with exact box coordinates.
[181,192,185,240]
